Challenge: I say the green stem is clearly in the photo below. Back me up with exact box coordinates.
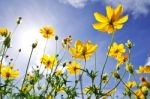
[94,52,97,72]
[79,56,86,99]
[99,33,115,90]
[21,47,34,90]
[120,76,137,97]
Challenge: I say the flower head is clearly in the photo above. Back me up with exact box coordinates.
[69,40,98,60]
[62,36,72,49]
[67,61,81,75]
[41,54,58,69]
[55,69,63,75]
[109,42,126,58]
[1,65,19,79]
[116,53,129,65]
[93,4,128,34]
[136,65,150,74]
[126,81,137,88]
[40,26,55,39]
[0,27,9,37]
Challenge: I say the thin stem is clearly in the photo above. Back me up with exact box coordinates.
[99,33,115,90]
[79,56,86,99]
[21,47,34,90]
[103,70,126,97]
[120,77,137,97]
[94,52,97,72]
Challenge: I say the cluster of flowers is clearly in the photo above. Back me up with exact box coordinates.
[0,4,149,99]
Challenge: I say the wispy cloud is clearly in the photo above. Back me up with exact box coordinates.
[145,56,150,65]
[105,0,150,18]
[58,0,88,8]
[58,0,150,17]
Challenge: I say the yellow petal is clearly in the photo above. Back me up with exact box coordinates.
[114,4,123,19]
[106,6,114,20]
[114,24,123,29]
[94,12,108,22]
[92,22,108,30]
[115,15,128,24]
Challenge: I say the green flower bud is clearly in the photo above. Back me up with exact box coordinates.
[125,40,133,49]
[125,64,133,74]
[32,41,38,48]
[112,72,120,79]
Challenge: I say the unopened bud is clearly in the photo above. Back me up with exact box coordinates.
[126,64,133,74]
[32,41,38,48]
[125,40,133,49]
[112,72,120,79]
[55,35,59,40]
[17,17,22,24]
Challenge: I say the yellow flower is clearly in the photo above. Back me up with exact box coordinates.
[67,61,81,75]
[93,4,128,34]
[83,87,90,94]
[0,27,9,37]
[41,54,58,69]
[55,87,64,93]
[40,26,55,39]
[136,65,150,74]
[27,74,35,81]
[69,40,98,60]
[134,89,145,99]
[108,42,126,58]
[140,76,150,88]
[21,85,32,93]
[126,81,137,88]
[55,69,63,75]
[62,36,72,49]
[1,66,19,79]
[47,95,53,99]
[116,53,128,65]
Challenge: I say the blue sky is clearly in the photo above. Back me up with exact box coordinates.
[0,0,150,98]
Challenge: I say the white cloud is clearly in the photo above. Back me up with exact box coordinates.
[104,0,150,18]
[58,0,150,17]
[58,0,88,8]
[145,56,150,65]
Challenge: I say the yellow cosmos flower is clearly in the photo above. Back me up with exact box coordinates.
[140,76,150,88]
[55,69,63,75]
[116,53,128,66]
[108,42,126,58]
[136,65,150,74]
[0,27,9,37]
[83,87,90,94]
[1,66,19,79]
[27,74,35,81]
[134,89,145,99]
[67,61,81,75]
[40,26,55,39]
[21,85,32,93]
[55,87,64,93]
[126,81,137,88]
[69,40,98,60]
[41,54,58,69]
[93,4,128,34]
[62,36,72,49]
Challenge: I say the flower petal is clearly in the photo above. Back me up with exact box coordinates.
[106,6,114,20]
[94,12,108,22]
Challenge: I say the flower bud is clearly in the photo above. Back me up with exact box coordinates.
[4,35,11,48]
[126,64,133,74]
[55,35,59,40]
[32,41,38,48]
[125,40,133,49]
[112,72,120,79]
[17,17,22,24]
